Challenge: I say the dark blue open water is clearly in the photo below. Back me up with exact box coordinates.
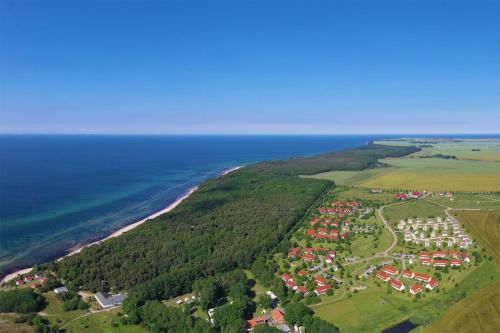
[0,134,496,276]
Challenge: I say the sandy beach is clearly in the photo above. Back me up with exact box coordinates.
[1,166,243,284]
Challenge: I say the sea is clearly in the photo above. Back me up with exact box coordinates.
[0,134,494,277]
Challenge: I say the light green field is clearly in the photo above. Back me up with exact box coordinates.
[314,260,499,333]
[335,188,396,204]
[0,313,35,333]
[383,200,446,226]
[63,308,147,333]
[454,210,500,263]
[375,139,500,162]
[423,281,500,333]
[308,158,500,192]
[427,193,500,210]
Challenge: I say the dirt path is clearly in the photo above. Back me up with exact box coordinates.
[59,306,120,329]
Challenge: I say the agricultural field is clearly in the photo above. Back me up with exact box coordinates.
[427,193,500,210]
[308,139,500,192]
[374,139,500,162]
[453,210,500,263]
[422,281,500,333]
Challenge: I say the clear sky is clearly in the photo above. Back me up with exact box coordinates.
[1,0,499,134]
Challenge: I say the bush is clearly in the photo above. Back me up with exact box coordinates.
[0,289,45,313]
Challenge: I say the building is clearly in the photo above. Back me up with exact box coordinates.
[296,285,309,295]
[301,254,316,262]
[271,308,285,325]
[426,278,439,290]
[390,278,405,291]
[297,270,309,277]
[15,280,25,286]
[419,252,430,259]
[54,286,69,294]
[95,292,125,309]
[314,276,327,286]
[420,258,431,266]
[414,273,432,283]
[376,271,390,282]
[314,285,331,296]
[432,251,446,258]
[410,284,423,295]
[286,280,298,290]
[246,316,268,331]
[402,270,414,279]
[383,265,398,276]
[450,259,461,267]
[281,273,292,282]
[433,259,448,267]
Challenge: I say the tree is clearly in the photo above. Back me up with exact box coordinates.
[256,294,273,309]
[284,302,313,326]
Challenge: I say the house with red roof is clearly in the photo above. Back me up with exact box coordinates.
[462,252,471,263]
[297,270,309,277]
[433,259,448,267]
[30,282,42,289]
[314,285,331,296]
[286,280,298,290]
[426,278,439,290]
[314,276,327,286]
[288,251,298,259]
[296,285,309,295]
[302,254,316,262]
[15,279,25,286]
[448,250,460,258]
[410,284,423,295]
[390,278,405,291]
[281,273,292,282]
[376,271,390,282]
[419,252,430,259]
[450,259,461,267]
[271,308,285,325]
[246,316,268,330]
[316,234,326,240]
[420,258,431,266]
[328,250,337,257]
[432,250,447,258]
[395,193,408,200]
[414,273,432,283]
[303,248,314,254]
[23,276,34,282]
[402,270,414,279]
[383,265,398,276]
[306,229,315,237]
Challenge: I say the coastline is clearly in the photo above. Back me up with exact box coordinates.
[1,165,243,284]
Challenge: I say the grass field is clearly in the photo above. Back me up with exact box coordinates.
[63,308,147,333]
[423,281,500,333]
[307,143,500,192]
[383,200,446,226]
[454,210,500,263]
[0,313,34,333]
[374,139,500,162]
[427,193,500,210]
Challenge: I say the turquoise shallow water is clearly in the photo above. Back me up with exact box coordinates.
[0,135,377,276]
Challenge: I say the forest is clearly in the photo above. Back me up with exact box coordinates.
[53,144,415,292]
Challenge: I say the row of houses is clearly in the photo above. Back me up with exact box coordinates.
[281,273,332,297]
[418,251,469,267]
[15,273,48,288]
[394,191,423,200]
[376,270,439,294]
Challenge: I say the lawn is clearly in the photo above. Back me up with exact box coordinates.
[453,210,500,263]
[383,200,446,226]
[0,313,35,333]
[40,291,89,326]
[427,193,500,210]
[63,308,147,333]
[335,187,396,205]
[423,281,500,333]
[307,156,500,192]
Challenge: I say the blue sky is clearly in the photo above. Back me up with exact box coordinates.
[1,0,499,134]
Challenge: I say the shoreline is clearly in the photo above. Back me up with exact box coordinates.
[1,165,243,284]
